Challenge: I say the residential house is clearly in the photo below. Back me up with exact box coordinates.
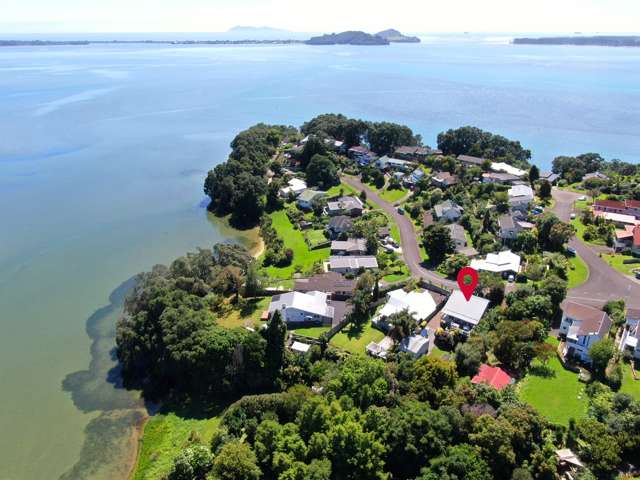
[326,196,364,217]
[404,168,426,188]
[366,336,395,359]
[377,155,413,171]
[470,250,521,277]
[400,333,429,359]
[593,210,640,228]
[614,224,640,254]
[327,215,354,237]
[482,172,521,184]
[348,145,375,166]
[434,200,464,221]
[507,184,534,211]
[446,224,467,251]
[539,171,560,184]
[555,449,585,479]
[294,271,355,299]
[619,308,640,360]
[297,190,326,209]
[441,290,490,334]
[471,364,513,390]
[593,199,640,220]
[498,214,534,242]
[583,171,609,182]
[331,238,367,256]
[372,289,438,330]
[268,291,334,325]
[457,154,487,168]
[431,171,459,188]
[559,301,612,364]
[324,138,346,153]
[394,145,442,160]
[328,255,378,274]
[491,162,527,177]
[290,341,312,354]
[279,178,307,198]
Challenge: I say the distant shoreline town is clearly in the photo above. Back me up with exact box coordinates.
[513,35,640,47]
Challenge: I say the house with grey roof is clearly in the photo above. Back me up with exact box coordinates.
[440,291,490,335]
[457,154,487,168]
[293,271,355,299]
[326,215,354,237]
[400,333,429,359]
[559,301,612,364]
[297,190,326,210]
[499,214,535,241]
[434,200,464,222]
[377,155,413,171]
[482,172,521,184]
[539,171,560,184]
[326,196,364,217]
[331,238,367,256]
[431,171,459,188]
[394,146,442,160]
[328,256,378,274]
[446,224,467,250]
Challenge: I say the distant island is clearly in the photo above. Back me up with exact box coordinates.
[513,35,640,47]
[376,28,421,43]
[306,30,389,45]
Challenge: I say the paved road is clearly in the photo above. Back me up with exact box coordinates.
[342,176,456,289]
[552,188,640,308]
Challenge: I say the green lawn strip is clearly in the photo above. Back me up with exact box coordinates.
[566,255,589,289]
[217,297,271,330]
[133,409,223,480]
[261,210,330,279]
[382,264,411,283]
[305,229,328,247]
[330,322,385,354]
[324,181,359,198]
[380,187,408,203]
[519,338,587,426]
[289,325,330,338]
[620,362,640,400]
[571,218,607,246]
[602,253,640,277]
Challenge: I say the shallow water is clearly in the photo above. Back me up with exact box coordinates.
[0,39,639,479]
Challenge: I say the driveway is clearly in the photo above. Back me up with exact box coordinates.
[342,175,456,289]
[552,187,640,308]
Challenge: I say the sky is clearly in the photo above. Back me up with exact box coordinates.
[1,0,639,34]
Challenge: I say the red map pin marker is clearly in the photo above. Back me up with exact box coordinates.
[457,266,479,301]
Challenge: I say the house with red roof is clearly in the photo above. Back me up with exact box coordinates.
[614,224,640,254]
[471,364,513,390]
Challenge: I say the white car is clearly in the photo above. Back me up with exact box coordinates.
[570,213,576,219]
[578,195,587,201]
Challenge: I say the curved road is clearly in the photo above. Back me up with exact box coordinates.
[552,188,640,308]
[342,176,456,289]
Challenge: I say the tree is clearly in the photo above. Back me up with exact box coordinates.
[244,262,261,297]
[327,420,387,480]
[388,309,417,341]
[454,336,486,376]
[169,445,214,480]
[469,415,517,478]
[533,342,556,365]
[300,135,327,168]
[539,274,567,307]
[423,224,454,264]
[537,214,575,251]
[539,180,552,199]
[367,121,417,155]
[265,310,287,379]
[417,444,492,480]
[350,271,375,321]
[212,441,261,480]
[514,230,538,254]
[306,154,339,190]
[410,356,458,406]
[529,165,540,185]
[438,254,468,278]
[589,338,615,378]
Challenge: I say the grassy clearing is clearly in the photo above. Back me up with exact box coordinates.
[602,253,640,277]
[567,255,589,289]
[261,210,330,279]
[217,297,271,330]
[331,322,385,354]
[519,338,587,426]
[571,218,608,246]
[290,325,330,338]
[324,181,359,198]
[380,187,408,203]
[133,407,223,480]
[305,229,328,247]
[620,361,640,400]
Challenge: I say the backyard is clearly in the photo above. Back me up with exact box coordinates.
[379,186,409,203]
[216,297,271,330]
[330,321,385,354]
[519,338,588,426]
[620,361,640,400]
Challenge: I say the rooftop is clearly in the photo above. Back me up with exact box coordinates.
[331,238,367,253]
[400,334,429,355]
[491,162,527,177]
[269,291,334,318]
[470,250,521,273]
[457,154,486,165]
[441,290,490,326]
[375,289,438,322]
[329,255,378,270]
[294,271,355,295]
[327,215,354,230]
[446,223,467,244]
[508,184,534,199]
[471,364,513,390]
[298,189,325,202]
[327,196,364,212]
[561,301,611,337]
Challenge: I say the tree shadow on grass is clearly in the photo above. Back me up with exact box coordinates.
[239,297,265,318]
[529,363,556,378]
[343,321,366,340]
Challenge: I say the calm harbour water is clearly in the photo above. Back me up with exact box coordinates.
[0,37,639,479]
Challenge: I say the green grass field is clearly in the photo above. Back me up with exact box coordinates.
[602,253,640,277]
[519,338,588,426]
[261,210,330,279]
[620,361,640,400]
[330,322,385,354]
[571,217,608,246]
[289,325,330,338]
[567,255,589,289]
[324,181,359,198]
[380,187,408,203]
[133,409,223,480]
[216,297,271,330]
[305,229,328,247]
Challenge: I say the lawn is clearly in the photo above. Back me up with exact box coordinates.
[567,255,589,289]
[330,322,385,354]
[133,408,223,480]
[602,253,640,277]
[382,263,411,283]
[289,325,330,338]
[306,229,328,247]
[261,210,330,279]
[324,181,359,198]
[571,217,607,246]
[380,187,408,203]
[216,297,271,330]
[519,338,588,426]
[620,361,640,400]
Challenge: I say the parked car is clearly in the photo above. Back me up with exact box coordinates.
[578,195,587,201]
[570,213,576,219]
[397,207,405,215]
[507,274,515,283]
[567,247,577,257]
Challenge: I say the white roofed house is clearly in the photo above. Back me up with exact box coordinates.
[399,334,430,359]
[328,255,378,274]
[433,200,464,222]
[372,289,438,331]
[507,184,534,211]
[440,291,490,335]
[559,301,612,364]
[619,308,640,360]
[376,155,413,171]
[470,250,521,278]
[326,196,364,217]
[279,178,307,198]
[491,162,527,177]
[268,291,334,326]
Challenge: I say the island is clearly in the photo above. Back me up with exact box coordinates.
[305,30,389,45]
[513,35,640,47]
[376,28,421,43]
[121,112,640,480]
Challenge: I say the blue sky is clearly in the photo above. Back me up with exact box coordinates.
[2,0,640,34]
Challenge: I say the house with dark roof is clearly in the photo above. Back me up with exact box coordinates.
[431,171,459,188]
[482,172,521,184]
[471,364,513,390]
[326,196,364,217]
[446,224,467,249]
[331,238,367,256]
[326,215,354,237]
[293,271,355,299]
[559,301,612,364]
[348,145,376,166]
[539,171,560,184]
[593,199,640,219]
[457,154,487,168]
[498,214,534,242]
[394,145,442,160]
[583,171,609,182]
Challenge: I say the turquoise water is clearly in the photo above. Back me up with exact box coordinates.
[0,39,639,479]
